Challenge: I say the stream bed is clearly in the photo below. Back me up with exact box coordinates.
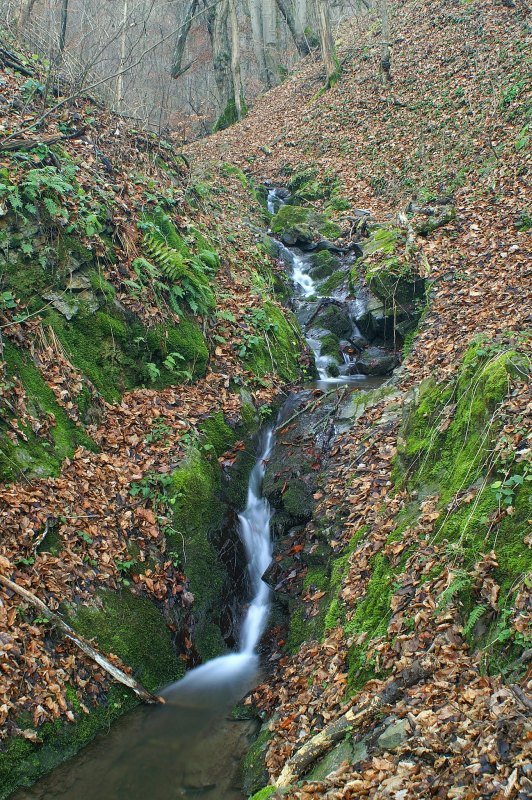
[14,191,389,800]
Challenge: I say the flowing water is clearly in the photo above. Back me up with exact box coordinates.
[15,432,275,800]
[267,189,382,389]
[16,193,386,800]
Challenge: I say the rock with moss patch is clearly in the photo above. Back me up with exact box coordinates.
[271,206,341,247]
[356,347,399,376]
[313,304,352,339]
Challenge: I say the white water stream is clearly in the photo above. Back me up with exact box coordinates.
[164,430,274,705]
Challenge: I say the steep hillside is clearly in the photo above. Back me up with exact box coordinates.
[0,41,312,795]
[0,0,530,798]
[185,1,531,798]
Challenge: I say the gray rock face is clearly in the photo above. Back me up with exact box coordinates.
[313,304,352,339]
[357,347,399,376]
[377,718,410,751]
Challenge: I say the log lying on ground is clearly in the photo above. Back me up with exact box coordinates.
[275,656,436,788]
[0,569,164,704]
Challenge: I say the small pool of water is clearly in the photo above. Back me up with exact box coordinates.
[15,673,259,800]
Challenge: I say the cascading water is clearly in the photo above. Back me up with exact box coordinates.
[17,432,277,800]
[163,429,274,704]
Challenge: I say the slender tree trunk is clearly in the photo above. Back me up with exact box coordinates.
[58,0,69,54]
[249,0,268,82]
[262,0,278,88]
[116,0,128,110]
[275,0,310,56]
[228,0,244,119]
[315,0,337,86]
[16,0,38,32]
[171,0,199,78]
[379,0,392,80]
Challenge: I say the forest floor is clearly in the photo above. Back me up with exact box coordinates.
[186,1,531,798]
[0,0,529,798]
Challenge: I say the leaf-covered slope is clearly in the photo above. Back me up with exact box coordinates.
[0,40,309,797]
[186,1,530,798]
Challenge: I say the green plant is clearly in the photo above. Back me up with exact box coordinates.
[138,211,216,316]
[490,469,529,508]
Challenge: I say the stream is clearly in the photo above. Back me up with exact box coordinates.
[15,190,387,800]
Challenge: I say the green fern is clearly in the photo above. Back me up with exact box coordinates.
[463,604,487,637]
[139,211,216,316]
[436,569,472,613]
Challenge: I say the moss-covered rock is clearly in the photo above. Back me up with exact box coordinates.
[241,726,272,796]
[0,342,97,482]
[308,250,341,280]
[313,304,352,339]
[71,588,183,692]
[271,206,341,247]
[243,301,304,383]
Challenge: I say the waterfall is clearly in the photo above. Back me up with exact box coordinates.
[164,430,274,704]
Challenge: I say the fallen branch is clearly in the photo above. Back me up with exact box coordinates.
[275,656,436,787]
[0,568,163,705]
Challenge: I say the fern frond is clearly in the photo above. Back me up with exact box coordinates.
[463,604,487,636]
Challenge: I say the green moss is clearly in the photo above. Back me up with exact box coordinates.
[242,727,272,796]
[345,552,392,693]
[0,684,137,799]
[213,96,248,133]
[169,449,225,608]
[146,320,209,382]
[72,588,182,692]
[397,343,521,503]
[199,411,236,457]
[271,206,341,245]
[320,333,341,360]
[244,302,303,383]
[308,250,340,280]
[0,343,97,482]
[319,270,346,295]
[250,788,277,800]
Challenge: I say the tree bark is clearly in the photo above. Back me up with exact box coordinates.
[275,657,436,788]
[379,0,392,80]
[262,0,278,88]
[171,0,199,78]
[58,0,69,54]
[115,0,129,110]
[0,570,163,704]
[249,0,268,82]
[228,0,244,119]
[275,0,310,56]
[315,0,337,86]
[16,0,38,32]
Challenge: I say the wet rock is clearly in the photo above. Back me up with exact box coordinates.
[295,301,321,328]
[308,740,353,781]
[313,304,352,339]
[307,250,341,280]
[408,199,456,236]
[377,718,410,751]
[357,347,399,376]
[303,238,345,255]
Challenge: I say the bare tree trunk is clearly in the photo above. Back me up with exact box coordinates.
[116,0,128,110]
[262,0,278,88]
[16,0,38,32]
[171,0,199,78]
[228,0,243,119]
[249,0,268,82]
[58,0,69,54]
[379,0,392,80]
[315,0,338,87]
[275,0,310,56]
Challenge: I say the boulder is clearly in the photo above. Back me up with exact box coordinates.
[377,718,410,751]
[271,205,341,247]
[356,347,399,376]
[313,304,352,339]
